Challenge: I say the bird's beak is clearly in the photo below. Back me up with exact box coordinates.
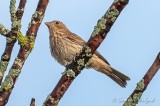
[45,22,51,27]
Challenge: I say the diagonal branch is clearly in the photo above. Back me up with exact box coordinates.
[43,0,129,105]
[123,52,160,106]
[0,0,27,84]
[0,24,10,37]
[0,0,49,106]
[16,0,26,21]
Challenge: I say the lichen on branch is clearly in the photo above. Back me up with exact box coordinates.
[123,52,160,106]
[0,0,27,85]
[0,24,10,37]
[17,31,35,48]
[0,0,49,105]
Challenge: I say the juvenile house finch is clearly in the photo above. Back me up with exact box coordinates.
[45,20,130,87]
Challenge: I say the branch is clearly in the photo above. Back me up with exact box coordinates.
[43,0,129,105]
[123,52,160,106]
[30,98,35,106]
[0,0,49,105]
[16,0,26,21]
[0,24,10,37]
[0,0,26,84]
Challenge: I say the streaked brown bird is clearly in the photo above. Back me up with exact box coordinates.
[45,20,130,87]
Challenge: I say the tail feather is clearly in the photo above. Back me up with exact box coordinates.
[109,67,130,87]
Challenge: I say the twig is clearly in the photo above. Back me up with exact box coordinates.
[16,0,26,21]
[123,52,160,106]
[0,0,26,84]
[43,0,129,105]
[0,24,10,37]
[0,0,49,106]
[30,98,35,106]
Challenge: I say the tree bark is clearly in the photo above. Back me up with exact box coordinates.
[123,52,160,106]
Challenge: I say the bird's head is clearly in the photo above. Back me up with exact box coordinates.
[45,20,68,32]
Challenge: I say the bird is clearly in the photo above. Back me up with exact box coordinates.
[45,20,130,87]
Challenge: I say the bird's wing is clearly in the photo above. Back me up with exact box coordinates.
[67,32,110,65]
[94,51,110,65]
[66,32,86,46]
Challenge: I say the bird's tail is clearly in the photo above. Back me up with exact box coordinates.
[88,54,130,87]
[108,67,130,87]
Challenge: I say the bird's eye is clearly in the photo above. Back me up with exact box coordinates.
[55,22,59,25]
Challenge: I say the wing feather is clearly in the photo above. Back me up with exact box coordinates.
[66,32,110,65]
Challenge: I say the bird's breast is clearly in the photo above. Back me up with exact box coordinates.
[50,33,82,66]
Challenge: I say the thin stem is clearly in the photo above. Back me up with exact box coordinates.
[16,0,27,21]
[0,0,27,84]
[0,24,10,37]
[123,52,160,106]
[0,0,49,106]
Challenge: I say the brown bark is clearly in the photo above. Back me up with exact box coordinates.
[123,52,160,106]
[0,0,49,105]
[0,0,27,84]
